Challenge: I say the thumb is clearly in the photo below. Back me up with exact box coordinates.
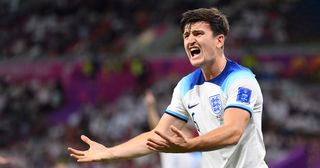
[81,135,93,145]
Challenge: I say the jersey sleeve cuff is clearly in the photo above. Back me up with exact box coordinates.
[165,110,189,122]
[225,104,253,118]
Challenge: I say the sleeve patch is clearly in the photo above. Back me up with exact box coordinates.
[236,87,252,104]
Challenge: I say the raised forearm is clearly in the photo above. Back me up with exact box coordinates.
[68,114,186,163]
[109,131,157,161]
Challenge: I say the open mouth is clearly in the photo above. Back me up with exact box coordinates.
[190,47,201,57]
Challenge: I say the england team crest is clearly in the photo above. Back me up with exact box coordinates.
[209,94,222,115]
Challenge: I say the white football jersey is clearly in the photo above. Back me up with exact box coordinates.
[165,59,268,168]
[160,152,202,168]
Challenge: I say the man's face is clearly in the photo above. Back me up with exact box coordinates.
[183,21,223,68]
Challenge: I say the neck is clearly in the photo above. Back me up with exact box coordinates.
[201,55,227,81]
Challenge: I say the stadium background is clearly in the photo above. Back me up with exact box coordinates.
[0,0,319,167]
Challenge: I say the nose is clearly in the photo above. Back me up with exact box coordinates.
[186,35,196,46]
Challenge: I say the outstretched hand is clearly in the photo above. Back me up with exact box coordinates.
[68,135,111,162]
[147,125,193,153]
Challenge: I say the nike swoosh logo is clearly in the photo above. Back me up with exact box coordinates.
[188,103,199,109]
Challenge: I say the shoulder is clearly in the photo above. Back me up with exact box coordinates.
[221,60,258,91]
[227,60,256,81]
[176,68,204,96]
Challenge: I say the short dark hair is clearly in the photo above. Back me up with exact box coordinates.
[180,7,230,37]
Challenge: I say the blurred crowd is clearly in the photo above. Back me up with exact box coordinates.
[0,79,64,148]
[1,0,316,60]
[262,80,320,165]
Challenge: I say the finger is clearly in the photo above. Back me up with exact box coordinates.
[70,153,84,159]
[77,157,94,162]
[68,147,85,156]
[170,126,185,138]
[70,153,91,161]
[81,135,93,145]
[147,145,159,152]
[147,138,170,147]
[146,140,168,150]
[154,131,173,143]
[146,141,163,151]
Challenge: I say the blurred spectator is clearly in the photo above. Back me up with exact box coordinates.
[144,89,202,168]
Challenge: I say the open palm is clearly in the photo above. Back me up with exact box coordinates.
[68,135,110,162]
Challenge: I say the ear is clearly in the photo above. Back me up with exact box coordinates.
[216,35,225,49]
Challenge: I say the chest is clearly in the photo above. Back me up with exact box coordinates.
[183,83,228,132]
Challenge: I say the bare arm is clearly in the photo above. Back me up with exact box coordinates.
[145,89,160,129]
[68,113,186,162]
[147,108,250,152]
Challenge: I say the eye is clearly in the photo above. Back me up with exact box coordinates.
[183,33,189,39]
[193,31,203,36]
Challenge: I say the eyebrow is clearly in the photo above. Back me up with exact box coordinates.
[184,29,204,36]
[191,29,204,34]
